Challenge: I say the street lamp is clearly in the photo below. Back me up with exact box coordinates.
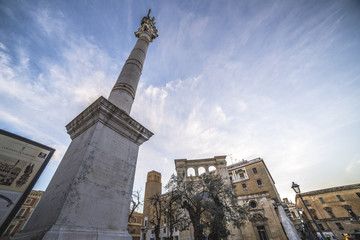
[292,182,300,194]
[292,182,326,240]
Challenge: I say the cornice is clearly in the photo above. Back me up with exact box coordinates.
[66,96,153,145]
[299,183,360,196]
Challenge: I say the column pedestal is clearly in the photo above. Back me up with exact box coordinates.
[13,96,153,240]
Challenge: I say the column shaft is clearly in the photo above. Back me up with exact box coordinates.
[108,34,150,114]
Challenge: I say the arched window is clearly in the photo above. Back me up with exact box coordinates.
[187,168,195,177]
[208,166,216,174]
[198,167,206,176]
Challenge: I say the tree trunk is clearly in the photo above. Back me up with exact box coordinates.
[155,225,160,240]
[191,217,205,240]
[194,226,205,240]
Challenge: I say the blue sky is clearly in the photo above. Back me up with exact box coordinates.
[1,0,360,204]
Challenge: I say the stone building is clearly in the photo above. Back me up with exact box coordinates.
[128,212,143,240]
[228,158,280,201]
[295,184,360,240]
[3,190,43,237]
[142,156,299,240]
[141,171,180,240]
[143,170,162,231]
[226,158,298,240]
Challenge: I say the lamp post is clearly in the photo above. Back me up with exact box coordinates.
[292,182,326,240]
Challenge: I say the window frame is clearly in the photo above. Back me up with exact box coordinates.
[336,194,345,202]
[343,205,357,219]
[318,223,325,231]
[249,200,257,208]
[17,208,25,217]
[309,209,318,220]
[335,222,344,230]
[257,225,269,240]
[324,207,336,218]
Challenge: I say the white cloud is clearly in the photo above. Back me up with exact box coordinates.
[0,42,7,51]
[237,101,247,112]
[0,7,119,173]
[346,156,360,173]
[346,163,354,173]
[33,8,67,37]
[1,1,360,202]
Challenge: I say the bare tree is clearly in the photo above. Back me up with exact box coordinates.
[129,189,142,222]
[149,193,162,240]
[162,190,189,240]
[146,190,188,240]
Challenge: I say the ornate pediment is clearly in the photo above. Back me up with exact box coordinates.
[249,213,267,222]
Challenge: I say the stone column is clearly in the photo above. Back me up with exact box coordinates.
[174,159,187,179]
[214,155,230,182]
[13,10,157,240]
[108,10,158,114]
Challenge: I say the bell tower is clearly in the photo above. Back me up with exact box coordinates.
[143,171,162,222]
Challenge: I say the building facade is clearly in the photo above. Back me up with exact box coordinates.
[128,212,143,240]
[142,157,299,240]
[3,190,44,237]
[226,158,296,240]
[295,184,360,240]
[228,158,281,201]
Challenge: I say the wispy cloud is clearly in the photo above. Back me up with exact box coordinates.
[0,7,119,166]
[131,0,360,198]
[1,0,359,201]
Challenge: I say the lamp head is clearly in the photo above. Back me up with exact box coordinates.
[291,182,300,194]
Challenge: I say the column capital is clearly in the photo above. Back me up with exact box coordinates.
[135,9,158,42]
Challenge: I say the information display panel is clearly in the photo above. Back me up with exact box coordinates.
[0,129,55,235]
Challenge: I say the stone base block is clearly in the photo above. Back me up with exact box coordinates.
[13,225,132,240]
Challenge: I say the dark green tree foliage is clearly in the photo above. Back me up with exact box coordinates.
[166,173,247,240]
